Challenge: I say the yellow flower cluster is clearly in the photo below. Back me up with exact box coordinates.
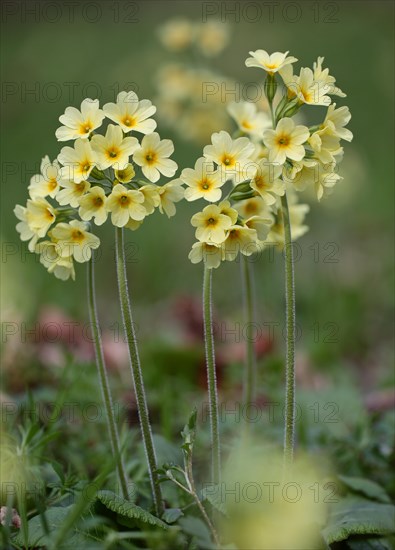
[158,18,230,57]
[187,49,352,268]
[15,93,183,281]
[155,18,233,144]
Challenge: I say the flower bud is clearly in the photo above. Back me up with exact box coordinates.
[90,166,106,181]
[279,97,301,119]
[264,74,277,103]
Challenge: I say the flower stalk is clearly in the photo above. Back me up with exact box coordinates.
[115,227,163,515]
[280,192,296,471]
[203,266,221,484]
[87,256,129,500]
[242,256,256,409]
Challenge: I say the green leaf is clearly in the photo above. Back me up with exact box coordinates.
[96,490,168,529]
[12,506,89,548]
[338,475,391,503]
[181,408,197,454]
[201,484,228,516]
[347,536,395,550]
[162,508,183,524]
[178,516,213,549]
[322,497,395,545]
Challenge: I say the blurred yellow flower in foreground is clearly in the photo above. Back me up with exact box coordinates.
[218,444,327,549]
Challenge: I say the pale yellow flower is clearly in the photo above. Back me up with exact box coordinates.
[50,220,100,263]
[283,159,319,192]
[182,158,224,203]
[35,241,75,281]
[235,197,272,219]
[158,18,195,51]
[250,161,285,205]
[14,198,56,252]
[223,225,258,261]
[244,216,273,241]
[218,200,238,224]
[196,21,230,57]
[56,179,90,208]
[133,133,178,183]
[28,156,61,199]
[308,125,342,164]
[294,67,331,106]
[250,142,270,162]
[157,180,184,217]
[227,101,271,138]
[103,91,157,134]
[139,184,161,215]
[263,118,309,164]
[58,139,98,183]
[106,183,146,227]
[188,241,223,269]
[125,218,143,231]
[203,131,255,184]
[155,64,194,101]
[313,56,346,97]
[245,50,297,74]
[78,186,108,226]
[56,98,104,141]
[315,167,343,201]
[91,124,139,170]
[268,200,310,246]
[324,104,353,142]
[288,160,343,200]
[191,204,233,244]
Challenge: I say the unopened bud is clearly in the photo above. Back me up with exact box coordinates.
[264,74,277,104]
[90,166,106,181]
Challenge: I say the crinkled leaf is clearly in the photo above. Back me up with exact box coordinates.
[201,484,228,516]
[322,497,395,545]
[96,490,167,529]
[338,475,391,504]
[12,506,91,548]
[347,536,395,550]
[178,516,214,549]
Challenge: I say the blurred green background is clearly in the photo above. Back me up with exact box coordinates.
[1,0,394,416]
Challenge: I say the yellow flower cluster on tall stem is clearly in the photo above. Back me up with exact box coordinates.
[185,49,352,476]
[15,91,184,515]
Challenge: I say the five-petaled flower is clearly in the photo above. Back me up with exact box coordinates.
[182,158,224,203]
[106,183,146,227]
[245,49,298,74]
[133,132,178,183]
[263,118,309,165]
[50,220,100,263]
[191,204,233,244]
[91,124,139,170]
[56,98,105,141]
[103,91,157,134]
[58,139,98,183]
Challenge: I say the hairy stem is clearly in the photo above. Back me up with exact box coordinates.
[87,257,129,500]
[115,227,163,515]
[203,267,221,485]
[242,256,256,408]
[281,193,296,471]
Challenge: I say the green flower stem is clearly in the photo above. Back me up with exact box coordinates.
[242,256,256,408]
[87,257,129,500]
[203,267,221,484]
[269,100,276,127]
[280,192,296,471]
[115,227,163,515]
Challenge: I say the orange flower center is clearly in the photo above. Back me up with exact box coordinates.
[71,229,85,242]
